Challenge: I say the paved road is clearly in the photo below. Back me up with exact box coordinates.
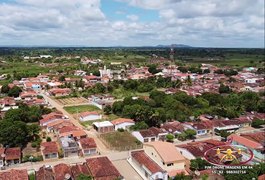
[41,93,111,154]
[112,160,143,180]
[4,151,131,171]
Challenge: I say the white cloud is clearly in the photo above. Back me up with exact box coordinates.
[126,14,139,21]
[0,0,263,47]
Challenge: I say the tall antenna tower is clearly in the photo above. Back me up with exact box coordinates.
[169,46,175,75]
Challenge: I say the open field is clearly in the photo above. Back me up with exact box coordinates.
[100,131,142,151]
[64,104,100,114]
[55,97,89,106]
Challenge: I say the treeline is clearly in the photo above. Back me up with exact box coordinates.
[107,91,264,128]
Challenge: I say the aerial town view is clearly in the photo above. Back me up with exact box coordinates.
[0,0,264,180]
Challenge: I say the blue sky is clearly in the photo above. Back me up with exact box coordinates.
[0,0,264,47]
[102,0,159,22]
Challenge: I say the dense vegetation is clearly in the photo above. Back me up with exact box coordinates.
[0,104,52,147]
[108,90,264,128]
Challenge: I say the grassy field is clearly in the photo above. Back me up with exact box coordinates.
[111,87,150,99]
[100,131,142,151]
[64,105,100,114]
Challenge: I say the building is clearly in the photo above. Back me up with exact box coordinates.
[92,121,114,133]
[111,118,135,130]
[228,132,265,161]
[79,111,102,122]
[41,141,59,160]
[0,148,5,167]
[86,157,123,180]
[132,127,168,143]
[5,147,21,165]
[143,141,188,178]
[79,138,97,156]
[161,121,185,135]
[70,163,91,179]
[132,129,156,143]
[59,137,79,157]
[88,94,115,109]
[176,139,225,159]
[0,169,28,180]
[48,88,71,97]
[54,163,73,180]
[36,165,55,180]
[129,150,168,180]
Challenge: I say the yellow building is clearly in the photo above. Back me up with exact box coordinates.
[143,141,188,178]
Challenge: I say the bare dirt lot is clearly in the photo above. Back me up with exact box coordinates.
[54,97,89,106]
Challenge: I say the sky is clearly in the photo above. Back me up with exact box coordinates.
[0,0,264,47]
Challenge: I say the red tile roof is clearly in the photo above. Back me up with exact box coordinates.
[41,141,59,154]
[80,111,100,118]
[54,163,72,180]
[71,163,91,179]
[111,118,134,125]
[36,166,55,180]
[139,129,156,138]
[258,174,265,180]
[58,125,79,134]
[80,138,97,150]
[177,140,226,157]
[86,157,121,180]
[5,147,21,160]
[131,150,163,174]
[228,134,263,149]
[240,132,265,143]
[0,169,28,180]
[161,121,185,133]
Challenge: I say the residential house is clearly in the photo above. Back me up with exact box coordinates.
[60,130,87,140]
[41,142,59,160]
[149,127,168,141]
[88,94,115,109]
[86,157,123,180]
[183,122,212,136]
[161,121,185,135]
[0,97,16,108]
[83,75,101,84]
[54,163,73,180]
[5,147,21,165]
[228,132,265,161]
[143,141,188,178]
[59,136,80,157]
[20,91,37,101]
[40,112,67,127]
[129,150,168,180]
[132,129,157,143]
[92,121,114,133]
[0,169,28,180]
[176,139,226,159]
[79,111,102,122]
[58,125,87,139]
[0,148,5,167]
[48,88,71,97]
[23,82,42,91]
[111,118,135,130]
[79,137,97,156]
[70,163,91,179]
[36,165,55,180]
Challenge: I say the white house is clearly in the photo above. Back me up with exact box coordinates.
[111,118,135,130]
[128,150,168,180]
[79,111,102,122]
